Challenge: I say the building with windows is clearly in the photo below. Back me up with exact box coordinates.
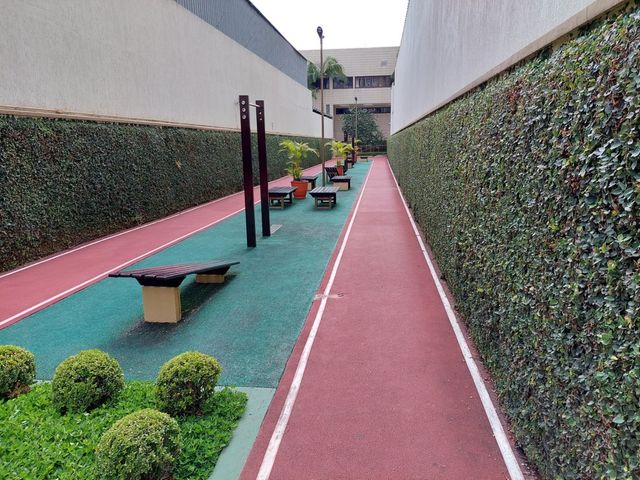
[300,46,399,142]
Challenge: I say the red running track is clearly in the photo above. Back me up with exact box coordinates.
[0,164,328,329]
[242,158,522,480]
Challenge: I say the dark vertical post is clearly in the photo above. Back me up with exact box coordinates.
[256,100,270,237]
[239,95,256,248]
[351,137,355,171]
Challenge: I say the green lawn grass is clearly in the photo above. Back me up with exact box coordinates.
[0,382,247,479]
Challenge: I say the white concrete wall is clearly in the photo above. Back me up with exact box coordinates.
[391,0,625,134]
[0,0,325,137]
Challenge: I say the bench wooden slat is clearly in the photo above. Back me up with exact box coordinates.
[268,186,296,196]
[109,260,239,286]
[310,186,339,194]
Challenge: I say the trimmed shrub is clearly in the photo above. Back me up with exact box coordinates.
[156,352,222,416]
[388,5,640,478]
[0,116,327,272]
[52,349,124,414]
[95,408,181,480]
[0,345,36,399]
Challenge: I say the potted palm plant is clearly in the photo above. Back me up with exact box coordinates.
[326,140,353,175]
[279,140,318,199]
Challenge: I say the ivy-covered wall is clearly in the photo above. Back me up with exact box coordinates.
[388,6,639,479]
[0,116,324,271]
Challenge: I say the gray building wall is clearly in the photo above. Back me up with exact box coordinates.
[176,0,307,86]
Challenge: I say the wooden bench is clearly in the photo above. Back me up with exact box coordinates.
[325,166,340,179]
[268,186,296,208]
[325,167,352,191]
[331,175,351,190]
[109,260,239,323]
[309,186,339,209]
[300,174,320,189]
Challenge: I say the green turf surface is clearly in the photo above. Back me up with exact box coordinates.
[0,382,247,480]
[0,163,369,387]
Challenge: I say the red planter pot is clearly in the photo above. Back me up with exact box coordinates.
[291,180,309,199]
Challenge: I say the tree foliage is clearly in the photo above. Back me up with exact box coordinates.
[342,108,385,145]
[307,56,347,95]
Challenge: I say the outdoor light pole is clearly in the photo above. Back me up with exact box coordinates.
[317,26,326,186]
[354,96,358,143]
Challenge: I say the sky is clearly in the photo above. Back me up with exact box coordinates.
[249,0,409,51]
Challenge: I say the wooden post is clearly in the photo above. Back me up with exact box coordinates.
[239,95,256,248]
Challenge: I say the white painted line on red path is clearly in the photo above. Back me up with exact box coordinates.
[0,192,244,280]
[255,162,375,480]
[388,161,525,480]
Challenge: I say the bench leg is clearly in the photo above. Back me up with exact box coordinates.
[314,196,333,209]
[336,182,349,191]
[269,197,285,209]
[196,274,225,284]
[142,286,182,323]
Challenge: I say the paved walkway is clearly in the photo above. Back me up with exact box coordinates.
[241,158,523,479]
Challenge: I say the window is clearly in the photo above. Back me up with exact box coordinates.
[335,106,391,115]
[355,76,393,88]
[310,78,330,89]
[333,76,353,89]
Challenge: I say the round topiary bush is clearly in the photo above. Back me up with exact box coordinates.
[52,349,124,414]
[156,351,222,416]
[0,345,36,400]
[95,408,181,480]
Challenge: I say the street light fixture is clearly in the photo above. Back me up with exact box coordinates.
[317,26,326,185]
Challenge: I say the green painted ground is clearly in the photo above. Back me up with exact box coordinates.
[209,387,275,480]
[0,164,369,388]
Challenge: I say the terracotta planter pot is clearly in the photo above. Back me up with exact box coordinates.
[336,165,344,175]
[291,180,309,199]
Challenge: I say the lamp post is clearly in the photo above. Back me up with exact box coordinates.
[354,96,358,144]
[317,26,326,186]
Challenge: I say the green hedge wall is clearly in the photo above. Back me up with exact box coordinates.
[0,116,324,271]
[388,6,639,479]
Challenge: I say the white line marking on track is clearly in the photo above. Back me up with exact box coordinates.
[388,162,525,480]
[255,162,375,480]
[0,192,244,280]
[0,208,242,328]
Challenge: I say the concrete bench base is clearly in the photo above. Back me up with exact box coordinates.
[196,273,226,284]
[142,286,181,323]
[141,273,227,323]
